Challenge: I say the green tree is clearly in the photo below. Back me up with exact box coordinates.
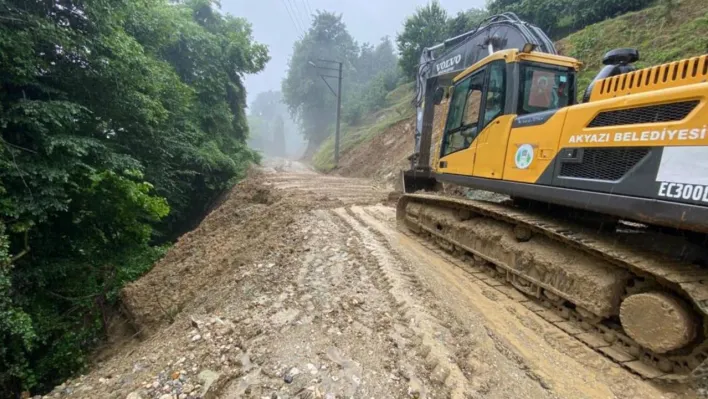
[447,8,489,37]
[0,0,267,394]
[396,1,449,80]
[353,37,398,84]
[125,0,268,235]
[487,0,654,38]
[282,11,359,153]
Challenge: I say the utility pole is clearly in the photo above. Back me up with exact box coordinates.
[308,59,343,167]
[335,61,342,166]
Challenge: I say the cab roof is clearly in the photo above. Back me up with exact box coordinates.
[452,49,582,83]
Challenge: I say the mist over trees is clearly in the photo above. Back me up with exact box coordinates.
[282,11,359,155]
[248,90,305,158]
[342,37,400,125]
[281,12,401,155]
[0,0,266,394]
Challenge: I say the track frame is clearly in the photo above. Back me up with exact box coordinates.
[397,193,708,382]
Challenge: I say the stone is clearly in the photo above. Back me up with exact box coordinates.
[191,334,202,342]
[197,369,221,395]
[126,393,142,399]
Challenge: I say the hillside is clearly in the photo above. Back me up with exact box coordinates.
[316,0,707,179]
[311,82,416,173]
[557,0,708,95]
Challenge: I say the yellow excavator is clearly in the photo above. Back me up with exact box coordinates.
[399,13,708,381]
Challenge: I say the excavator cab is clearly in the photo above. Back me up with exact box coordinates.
[434,49,581,179]
[403,13,563,192]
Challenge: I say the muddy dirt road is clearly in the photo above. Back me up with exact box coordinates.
[51,160,696,399]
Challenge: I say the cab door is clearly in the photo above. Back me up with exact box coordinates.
[473,60,514,179]
[437,69,486,176]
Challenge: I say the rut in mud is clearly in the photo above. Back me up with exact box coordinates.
[47,160,697,399]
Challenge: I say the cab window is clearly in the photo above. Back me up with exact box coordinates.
[482,61,506,127]
[518,64,573,115]
[442,70,484,157]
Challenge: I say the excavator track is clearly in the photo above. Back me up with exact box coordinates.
[397,193,708,382]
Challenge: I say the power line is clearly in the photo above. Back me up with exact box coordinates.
[285,0,308,33]
[291,0,311,27]
[302,0,314,17]
[280,0,304,38]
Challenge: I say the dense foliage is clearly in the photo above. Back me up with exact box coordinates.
[396,2,488,80]
[282,12,357,153]
[282,12,400,154]
[341,38,399,125]
[0,0,267,395]
[488,0,655,38]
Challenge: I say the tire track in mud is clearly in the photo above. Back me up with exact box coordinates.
[333,206,497,399]
[351,204,694,399]
[344,206,558,398]
[221,169,693,399]
[220,207,413,398]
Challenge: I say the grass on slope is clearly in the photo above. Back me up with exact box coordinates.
[312,82,415,172]
[557,0,708,96]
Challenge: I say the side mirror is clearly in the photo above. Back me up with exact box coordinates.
[433,87,445,105]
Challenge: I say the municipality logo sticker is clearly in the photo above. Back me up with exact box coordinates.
[515,144,534,169]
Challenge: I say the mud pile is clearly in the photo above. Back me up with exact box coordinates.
[334,118,415,182]
[120,167,360,338]
[120,172,292,335]
[334,102,450,186]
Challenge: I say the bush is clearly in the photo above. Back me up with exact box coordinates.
[487,0,655,38]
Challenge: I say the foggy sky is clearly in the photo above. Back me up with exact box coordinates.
[221,0,486,106]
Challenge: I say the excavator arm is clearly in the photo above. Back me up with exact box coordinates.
[410,13,557,175]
